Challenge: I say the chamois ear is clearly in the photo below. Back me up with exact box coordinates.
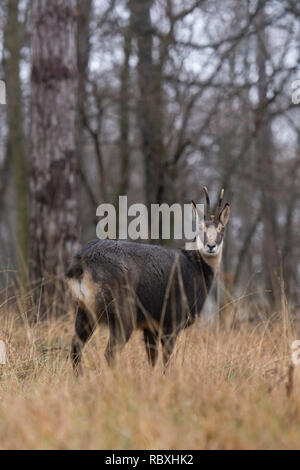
[219,203,230,226]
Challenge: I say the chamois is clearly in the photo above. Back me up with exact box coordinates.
[66,187,230,374]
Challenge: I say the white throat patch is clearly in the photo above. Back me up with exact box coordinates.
[196,235,223,273]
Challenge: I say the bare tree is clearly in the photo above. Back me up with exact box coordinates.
[129,0,165,207]
[117,24,132,198]
[30,0,80,313]
[4,0,29,284]
[256,6,280,309]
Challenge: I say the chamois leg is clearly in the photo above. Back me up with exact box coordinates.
[71,305,96,375]
[161,333,177,371]
[143,329,159,367]
[104,320,132,366]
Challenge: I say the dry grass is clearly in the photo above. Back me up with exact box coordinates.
[0,297,300,450]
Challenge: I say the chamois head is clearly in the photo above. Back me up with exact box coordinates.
[192,187,230,259]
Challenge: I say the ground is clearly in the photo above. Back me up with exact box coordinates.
[0,304,299,450]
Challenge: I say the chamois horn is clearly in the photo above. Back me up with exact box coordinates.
[215,188,224,219]
[203,186,211,219]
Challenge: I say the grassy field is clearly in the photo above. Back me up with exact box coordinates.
[0,296,300,450]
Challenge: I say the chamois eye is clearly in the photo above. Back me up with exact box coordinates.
[217,224,222,232]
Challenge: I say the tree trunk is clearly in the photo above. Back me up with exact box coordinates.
[30,0,80,314]
[129,0,165,208]
[76,0,92,173]
[4,0,29,285]
[117,25,132,198]
[256,8,280,310]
